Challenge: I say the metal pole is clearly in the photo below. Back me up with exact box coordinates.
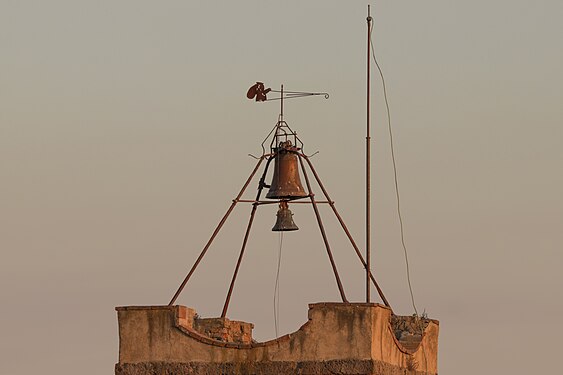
[280,84,284,119]
[168,156,265,306]
[301,154,390,308]
[221,203,258,318]
[366,4,373,304]
[220,156,274,317]
[298,155,348,303]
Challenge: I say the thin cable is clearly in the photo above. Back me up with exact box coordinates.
[369,23,419,317]
[273,232,283,337]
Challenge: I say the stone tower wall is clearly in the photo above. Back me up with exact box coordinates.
[115,303,439,375]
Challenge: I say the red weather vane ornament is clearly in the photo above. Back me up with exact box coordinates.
[246,82,272,102]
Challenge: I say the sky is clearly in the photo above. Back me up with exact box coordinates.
[1,1,562,374]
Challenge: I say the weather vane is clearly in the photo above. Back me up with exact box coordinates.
[246,82,329,103]
[246,82,330,157]
[246,81,329,122]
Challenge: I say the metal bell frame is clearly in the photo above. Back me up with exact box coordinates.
[168,86,391,319]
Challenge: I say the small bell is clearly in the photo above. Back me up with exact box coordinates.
[272,201,299,232]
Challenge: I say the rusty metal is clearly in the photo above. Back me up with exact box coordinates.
[237,200,333,205]
[272,201,299,231]
[236,199,278,204]
[266,141,308,199]
[239,200,334,206]
[298,155,348,303]
[221,203,258,318]
[247,82,329,104]
[256,84,325,158]
[281,85,284,121]
[366,5,373,304]
[171,80,392,315]
[302,154,390,308]
[219,153,276,316]
[276,200,329,204]
[262,90,329,102]
[168,156,265,306]
[267,121,303,154]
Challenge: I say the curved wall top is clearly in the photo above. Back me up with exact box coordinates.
[116,303,438,374]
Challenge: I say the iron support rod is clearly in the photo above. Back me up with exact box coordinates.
[280,85,284,119]
[298,155,348,303]
[366,4,373,304]
[168,156,265,306]
[236,199,332,204]
[221,203,258,318]
[284,200,332,204]
[220,154,275,316]
[302,155,390,308]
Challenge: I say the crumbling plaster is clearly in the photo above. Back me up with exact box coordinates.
[116,303,438,375]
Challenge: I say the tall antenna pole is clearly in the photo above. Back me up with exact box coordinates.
[366,5,373,303]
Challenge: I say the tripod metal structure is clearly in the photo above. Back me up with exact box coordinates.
[168,85,391,317]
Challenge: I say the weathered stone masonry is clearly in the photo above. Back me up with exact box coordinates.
[116,303,439,375]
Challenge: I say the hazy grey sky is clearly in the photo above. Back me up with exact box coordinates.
[1,1,562,374]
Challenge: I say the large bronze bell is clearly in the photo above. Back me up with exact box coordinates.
[272,201,299,231]
[266,141,308,199]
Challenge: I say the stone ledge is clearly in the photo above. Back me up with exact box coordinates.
[115,360,435,375]
[116,306,174,311]
[116,303,439,373]
[308,302,390,309]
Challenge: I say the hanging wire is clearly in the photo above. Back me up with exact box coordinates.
[273,231,283,337]
[369,23,419,317]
